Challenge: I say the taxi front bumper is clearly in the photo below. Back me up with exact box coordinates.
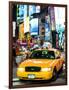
[17,70,53,80]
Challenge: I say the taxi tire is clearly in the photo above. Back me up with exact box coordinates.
[19,79,26,82]
[19,79,23,82]
[52,68,58,81]
[59,65,63,74]
[60,65,63,71]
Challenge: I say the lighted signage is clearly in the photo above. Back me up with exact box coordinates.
[45,15,51,41]
[54,7,65,32]
[17,5,28,24]
[19,23,24,40]
[45,15,50,24]
[13,22,16,37]
[30,18,38,36]
[45,23,51,41]
[24,17,30,33]
[29,5,36,16]
[24,5,27,18]
[48,6,56,31]
[17,5,24,22]
[36,6,40,13]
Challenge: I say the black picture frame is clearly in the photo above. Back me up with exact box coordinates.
[9,1,67,89]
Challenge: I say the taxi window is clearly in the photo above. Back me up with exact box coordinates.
[42,50,55,59]
[42,50,48,55]
[30,50,55,59]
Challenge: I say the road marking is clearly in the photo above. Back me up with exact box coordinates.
[13,78,20,82]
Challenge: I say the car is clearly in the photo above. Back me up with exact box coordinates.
[17,49,64,80]
[16,46,28,56]
[42,42,52,49]
[30,44,41,51]
[15,46,30,65]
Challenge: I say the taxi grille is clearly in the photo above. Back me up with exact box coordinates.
[25,66,41,72]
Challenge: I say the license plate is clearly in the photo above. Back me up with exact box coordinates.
[28,74,35,79]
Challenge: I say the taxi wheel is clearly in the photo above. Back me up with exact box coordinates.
[59,65,63,74]
[19,79,25,82]
[52,69,58,80]
[19,79,29,82]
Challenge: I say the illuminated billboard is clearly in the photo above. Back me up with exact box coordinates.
[24,17,30,33]
[16,5,27,24]
[29,5,40,16]
[29,5,36,16]
[48,6,56,31]
[16,5,24,22]
[30,18,38,36]
[45,15,51,41]
[19,23,24,40]
[45,23,51,41]
[36,6,40,13]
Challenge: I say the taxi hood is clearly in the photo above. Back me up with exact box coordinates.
[19,59,56,68]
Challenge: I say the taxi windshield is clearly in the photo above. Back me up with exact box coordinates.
[30,50,55,59]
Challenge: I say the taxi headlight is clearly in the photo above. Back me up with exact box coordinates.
[41,68,52,71]
[18,68,25,72]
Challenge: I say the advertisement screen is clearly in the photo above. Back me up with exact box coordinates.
[48,6,56,31]
[29,5,36,16]
[17,5,24,21]
[45,23,51,41]
[36,6,40,13]
[30,18,38,35]
[19,23,24,40]
[24,17,30,33]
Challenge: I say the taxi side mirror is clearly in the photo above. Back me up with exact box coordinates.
[56,56,60,59]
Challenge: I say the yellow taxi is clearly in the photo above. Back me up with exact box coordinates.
[17,49,64,80]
